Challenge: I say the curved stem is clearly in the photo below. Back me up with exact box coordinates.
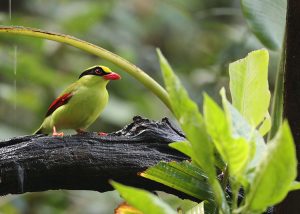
[0,26,172,110]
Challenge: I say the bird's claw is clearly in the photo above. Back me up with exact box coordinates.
[52,126,64,137]
[52,132,64,137]
[98,132,108,136]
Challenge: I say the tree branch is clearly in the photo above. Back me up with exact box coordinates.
[0,116,191,199]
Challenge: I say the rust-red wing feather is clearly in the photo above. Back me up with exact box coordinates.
[45,93,73,117]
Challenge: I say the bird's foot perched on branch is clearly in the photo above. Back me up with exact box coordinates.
[0,116,190,199]
[97,132,108,136]
[52,126,64,137]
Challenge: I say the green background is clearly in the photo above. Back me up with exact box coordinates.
[0,0,276,213]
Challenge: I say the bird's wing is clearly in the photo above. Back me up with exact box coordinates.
[45,92,73,117]
[45,82,79,117]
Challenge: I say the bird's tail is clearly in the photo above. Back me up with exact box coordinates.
[34,127,44,135]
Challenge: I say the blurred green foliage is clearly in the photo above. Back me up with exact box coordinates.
[0,0,276,213]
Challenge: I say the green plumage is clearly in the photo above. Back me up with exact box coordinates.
[35,66,120,135]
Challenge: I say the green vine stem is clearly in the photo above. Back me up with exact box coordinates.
[0,26,172,110]
[267,31,286,141]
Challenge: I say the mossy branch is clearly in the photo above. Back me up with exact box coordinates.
[0,26,172,110]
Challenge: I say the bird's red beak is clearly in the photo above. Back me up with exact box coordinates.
[103,72,121,80]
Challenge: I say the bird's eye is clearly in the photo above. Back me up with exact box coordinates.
[95,69,102,74]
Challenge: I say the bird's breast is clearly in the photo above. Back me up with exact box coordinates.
[51,85,109,129]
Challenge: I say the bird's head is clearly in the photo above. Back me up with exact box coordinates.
[79,65,121,81]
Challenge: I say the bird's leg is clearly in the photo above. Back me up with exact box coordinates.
[52,126,64,137]
[76,128,88,134]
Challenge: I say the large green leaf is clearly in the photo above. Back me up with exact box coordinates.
[258,112,271,136]
[186,201,217,214]
[158,50,229,213]
[203,93,231,141]
[220,89,266,172]
[229,49,271,130]
[204,94,250,183]
[289,181,300,192]
[170,141,226,171]
[157,49,215,178]
[186,202,205,214]
[140,161,213,201]
[111,181,176,214]
[169,141,193,158]
[241,0,286,50]
[155,192,198,213]
[245,121,297,213]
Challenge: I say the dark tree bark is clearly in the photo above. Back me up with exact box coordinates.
[276,0,300,213]
[0,116,193,199]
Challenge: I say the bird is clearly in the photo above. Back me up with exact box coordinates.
[34,65,121,136]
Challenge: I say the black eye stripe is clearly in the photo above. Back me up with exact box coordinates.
[78,67,109,79]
